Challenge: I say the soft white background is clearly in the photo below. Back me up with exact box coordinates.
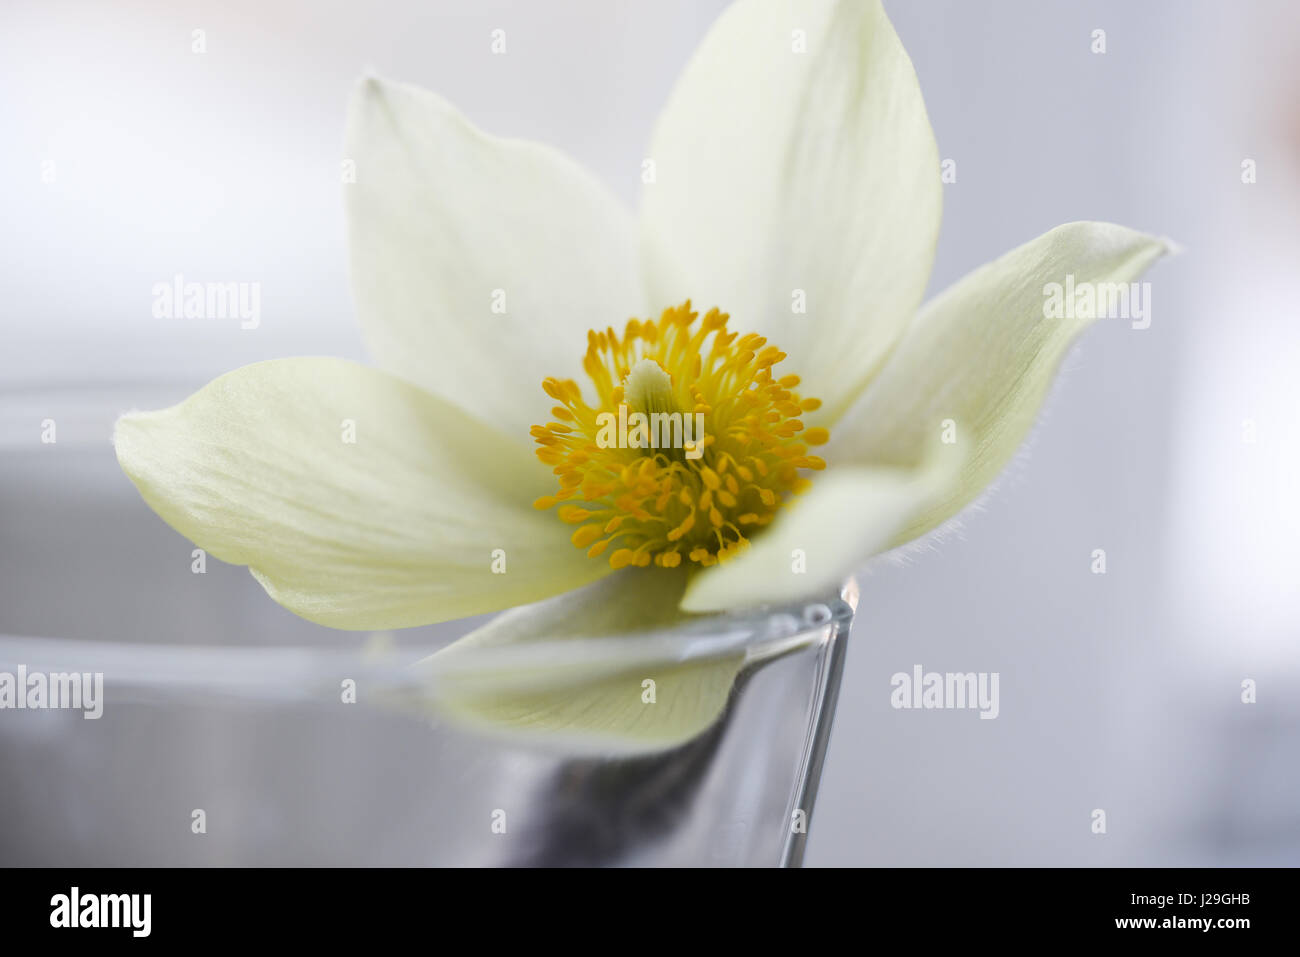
[2,0,1298,865]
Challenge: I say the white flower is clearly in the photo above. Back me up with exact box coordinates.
[115,0,1170,752]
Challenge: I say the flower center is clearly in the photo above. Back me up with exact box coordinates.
[531,301,828,569]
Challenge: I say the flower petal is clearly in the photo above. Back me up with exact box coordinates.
[345,75,644,440]
[114,358,608,629]
[420,569,744,755]
[831,221,1173,544]
[640,0,942,422]
[679,461,955,613]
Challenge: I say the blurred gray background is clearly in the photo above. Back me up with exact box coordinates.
[2,0,1298,866]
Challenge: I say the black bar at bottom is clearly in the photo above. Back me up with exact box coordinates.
[0,866,1284,941]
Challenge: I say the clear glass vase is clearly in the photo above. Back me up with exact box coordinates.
[0,382,855,866]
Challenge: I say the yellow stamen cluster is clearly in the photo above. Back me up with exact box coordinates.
[531,301,828,570]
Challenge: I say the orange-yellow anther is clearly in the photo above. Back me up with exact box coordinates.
[531,301,829,569]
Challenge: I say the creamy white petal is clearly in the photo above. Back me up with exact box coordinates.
[679,461,955,612]
[831,221,1172,544]
[115,358,607,630]
[420,569,743,755]
[641,0,942,423]
[345,75,644,441]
